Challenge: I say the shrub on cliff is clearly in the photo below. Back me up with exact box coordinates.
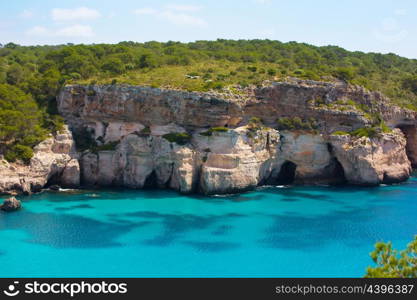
[365,236,417,278]
[276,117,318,131]
[351,127,378,138]
[332,131,349,136]
[204,81,224,90]
[212,127,229,132]
[333,124,391,138]
[199,127,229,137]
[402,75,417,94]
[92,141,119,153]
[246,119,275,141]
[136,126,151,137]
[333,67,356,82]
[4,144,34,164]
[379,121,392,133]
[249,117,263,125]
[162,132,192,145]
[267,68,277,76]
[247,117,264,137]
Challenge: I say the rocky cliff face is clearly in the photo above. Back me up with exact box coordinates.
[329,129,411,185]
[58,79,417,134]
[52,80,415,194]
[3,79,415,195]
[0,126,80,195]
[79,125,277,194]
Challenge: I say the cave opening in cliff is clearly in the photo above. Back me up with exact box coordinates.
[276,161,297,185]
[144,171,159,189]
[328,158,347,184]
[45,172,61,189]
[397,125,417,167]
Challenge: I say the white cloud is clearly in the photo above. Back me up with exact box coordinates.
[26,24,94,38]
[133,6,207,27]
[51,7,101,22]
[134,8,158,15]
[26,26,48,35]
[159,11,207,27]
[164,4,202,12]
[255,0,272,4]
[56,25,94,37]
[19,9,34,19]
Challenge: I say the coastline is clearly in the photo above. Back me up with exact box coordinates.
[2,79,417,196]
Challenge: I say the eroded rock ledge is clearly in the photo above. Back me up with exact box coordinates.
[1,79,416,195]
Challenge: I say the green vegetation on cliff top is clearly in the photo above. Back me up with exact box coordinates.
[1,39,417,161]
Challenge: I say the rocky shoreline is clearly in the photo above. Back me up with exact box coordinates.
[0,126,80,195]
[1,79,416,195]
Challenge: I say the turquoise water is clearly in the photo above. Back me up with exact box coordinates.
[1,177,417,278]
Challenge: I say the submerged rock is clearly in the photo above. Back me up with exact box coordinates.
[0,197,21,212]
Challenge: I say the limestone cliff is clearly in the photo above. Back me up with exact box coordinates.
[2,79,416,195]
[58,79,417,134]
[53,80,415,194]
[329,129,411,185]
[0,126,80,194]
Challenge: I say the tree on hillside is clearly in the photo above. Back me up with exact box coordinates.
[0,84,46,163]
[333,67,356,82]
[402,75,417,94]
[101,57,125,74]
[138,53,160,69]
[365,236,417,278]
[6,64,24,85]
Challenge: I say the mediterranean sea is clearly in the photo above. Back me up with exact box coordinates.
[1,176,416,277]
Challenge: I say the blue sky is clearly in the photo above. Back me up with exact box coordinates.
[0,0,416,58]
